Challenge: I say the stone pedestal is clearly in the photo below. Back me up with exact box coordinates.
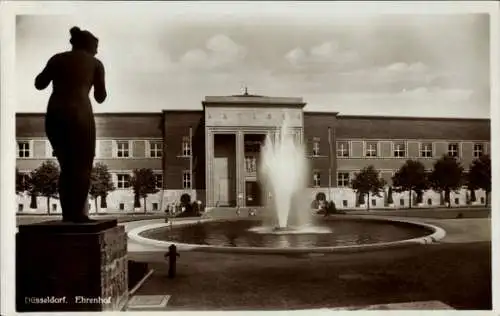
[16,219,128,312]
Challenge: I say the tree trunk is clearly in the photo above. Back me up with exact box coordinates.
[134,194,141,209]
[409,190,412,209]
[446,189,451,208]
[30,193,37,209]
[46,197,51,215]
[367,192,370,211]
[143,197,147,213]
[100,194,108,208]
[357,192,364,207]
[470,189,476,202]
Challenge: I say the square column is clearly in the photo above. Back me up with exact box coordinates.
[206,129,215,207]
[235,131,245,207]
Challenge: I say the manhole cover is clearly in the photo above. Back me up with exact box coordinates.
[127,295,171,311]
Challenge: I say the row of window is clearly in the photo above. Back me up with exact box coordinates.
[312,171,470,188]
[115,171,192,190]
[17,171,193,190]
[312,140,487,159]
[16,138,193,159]
[310,171,351,187]
[18,201,164,212]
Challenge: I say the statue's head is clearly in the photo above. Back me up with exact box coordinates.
[69,26,99,56]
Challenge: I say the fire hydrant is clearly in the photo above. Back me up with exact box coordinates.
[164,244,180,278]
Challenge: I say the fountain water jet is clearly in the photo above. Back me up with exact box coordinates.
[259,116,310,230]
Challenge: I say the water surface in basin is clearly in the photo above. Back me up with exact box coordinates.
[139,219,432,248]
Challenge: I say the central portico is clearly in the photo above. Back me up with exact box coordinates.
[202,93,306,207]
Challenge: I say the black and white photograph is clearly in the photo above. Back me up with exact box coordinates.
[1,1,498,313]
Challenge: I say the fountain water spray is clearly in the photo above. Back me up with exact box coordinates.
[259,115,309,229]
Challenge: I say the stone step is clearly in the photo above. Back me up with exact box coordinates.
[126,295,171,311]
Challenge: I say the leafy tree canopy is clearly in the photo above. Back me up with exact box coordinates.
[429,155,464,192]
[351,165,385,197]
[468,154,491,193]
[89,162,115,199]
[392,160,428,192]
[131,168,159,198]
[30,160,60,199]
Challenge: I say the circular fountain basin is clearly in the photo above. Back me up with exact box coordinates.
[128,215,446,255]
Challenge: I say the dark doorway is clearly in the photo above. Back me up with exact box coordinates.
[245,181,262,206]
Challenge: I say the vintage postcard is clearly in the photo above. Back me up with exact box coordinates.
[1,1,498,314]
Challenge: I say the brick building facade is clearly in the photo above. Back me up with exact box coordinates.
[15,94,490,213]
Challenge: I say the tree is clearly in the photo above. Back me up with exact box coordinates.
[392,160,428,209]
[463,171,477,204]
[30,160,60,214]
[468,154,491,207]
[387,186,394,205]
[131,168,160,213]
[16,168,28,195]
[351,165,385,210]
[26,170,38,209]
[89,162,115,212]
[429,155,464,208]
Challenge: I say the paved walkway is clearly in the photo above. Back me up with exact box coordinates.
[131,241,491,310]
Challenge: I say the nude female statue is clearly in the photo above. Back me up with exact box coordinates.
[35,26,107,223]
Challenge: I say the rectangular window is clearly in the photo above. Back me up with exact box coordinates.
[473,143,483,158]
[152,203,159,211]
[399,198,405,206]
[454,198,460,205]
[312,139,320,156]
[18,204,24,212]
[420,143,433,158]
[183,170,192,189]
[149,141,163,158]
[52,204,57,212]
[313,172,321,187]
[393,142,406,158]
[17,141,31,158]
[336,141,350,157]
[342,200,348,208]
[119,203,125,211]
[155,174,163,189]
[116,141,130,158]
[448,143,459,157]
[117,174,131,189]
[182,136,191,157]
[365,141,378,157]
[371,199,376,207]
[337,172,350,187]
[427,198,432,206]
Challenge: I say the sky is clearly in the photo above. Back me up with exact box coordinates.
[14,3,492,118]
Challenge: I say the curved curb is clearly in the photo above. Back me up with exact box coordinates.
[127,216,446,255]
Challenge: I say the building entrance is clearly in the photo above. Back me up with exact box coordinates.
[245,181,263,206]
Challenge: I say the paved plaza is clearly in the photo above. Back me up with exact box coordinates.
[122,213,491,311]
[15,210,491,311]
